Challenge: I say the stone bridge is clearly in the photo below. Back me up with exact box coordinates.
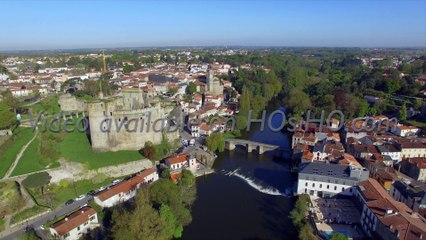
[225,139,289,156]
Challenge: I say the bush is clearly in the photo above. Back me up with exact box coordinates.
[59,179,69,189]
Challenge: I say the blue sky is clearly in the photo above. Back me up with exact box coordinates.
[0,0,425,50]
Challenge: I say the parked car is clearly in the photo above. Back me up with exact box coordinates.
[98,186,107,192]
[65,199,74,205]
[87,190,96,196]
[75,195,85,201]
[112,179,121,185]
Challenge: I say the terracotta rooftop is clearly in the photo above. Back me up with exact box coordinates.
[165,153,190,165]
[51,207,96,236]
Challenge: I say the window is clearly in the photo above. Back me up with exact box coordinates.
[320,184,322,188]
[77,226,81,231]
[312,183,315,187]
[90,216,95,221]
[327,185,329,189]
[342,187,345,191]
[305,182,308,187]
[334,186,337,190]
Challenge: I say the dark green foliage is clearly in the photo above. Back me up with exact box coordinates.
[290,194,316,240]
[111,171,197,239]
[205,132,226,152]
[329,232,349,240]
[22,172,51,195]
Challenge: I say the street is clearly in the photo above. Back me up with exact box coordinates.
[1,196,93,240]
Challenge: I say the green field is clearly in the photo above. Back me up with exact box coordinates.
[11,138,60,177]
[59,130,144,169]
[0,128,35,178]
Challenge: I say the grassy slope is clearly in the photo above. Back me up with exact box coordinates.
[58,130,143,169]
[11,138,47,176]
[0,128,35,178]
[29,95,61,114]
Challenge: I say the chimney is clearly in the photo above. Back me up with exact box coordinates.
[386,208,393,215]
[65,218,68,221]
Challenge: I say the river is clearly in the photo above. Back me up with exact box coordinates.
[182,107,298,240]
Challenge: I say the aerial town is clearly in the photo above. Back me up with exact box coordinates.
[0,46,425,240]
[1,1,426,240]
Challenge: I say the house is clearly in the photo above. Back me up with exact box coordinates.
[377,144,401,163]
[399,142,426,159]
[296,162,369,197]
[390,181,426,218]
[94,168,158,208]
[191,123,200,137]
[400,158,426,181]
[356,178,426,240]
[136,168,159,184]
[392,125,419,137]
[165,153,197,174]
[49,207,99,240]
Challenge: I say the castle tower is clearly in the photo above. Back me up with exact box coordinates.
[206,70,223,96]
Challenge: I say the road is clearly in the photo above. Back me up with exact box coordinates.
[1,196,93,240]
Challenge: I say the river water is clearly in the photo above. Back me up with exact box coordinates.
[182,107,298,240]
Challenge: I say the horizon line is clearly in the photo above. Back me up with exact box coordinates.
[1,45,426,54]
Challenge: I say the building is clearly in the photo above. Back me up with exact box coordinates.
[399,142,426,159]
[356,178,426,240]
[94,168,158,208]
[49,207,99,240]
[377,144,402,163]
[87,89,180,152]
[296,162,369,197]
[165,153,197,174]
[392,125,420,137]
[400,158,426,182]
[391,181,426,218]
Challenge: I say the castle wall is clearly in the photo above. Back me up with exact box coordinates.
[58,94,88,112]
[88,94,179,152]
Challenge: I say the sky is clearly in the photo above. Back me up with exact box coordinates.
[0,0,425,50]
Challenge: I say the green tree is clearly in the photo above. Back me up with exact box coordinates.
[178,170,196,207]
[205,132,225,152]
[286,88,312,114]
[399,103,407,120]
[186,82,197,95]
[329,232,349,240]
[22,172,52,195]
[1,90,21,113]
[0,101,16,129]
[159,204,178,238]
[240,85,251,113]
[123,64,134,73]
[112,189,167,240]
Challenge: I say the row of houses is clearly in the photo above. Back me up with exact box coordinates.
[48,153,201,240]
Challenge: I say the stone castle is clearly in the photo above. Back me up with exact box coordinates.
[87,89,180,152]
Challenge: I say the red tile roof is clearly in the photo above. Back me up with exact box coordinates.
[52,207,96,236]
[165,154,190,165]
